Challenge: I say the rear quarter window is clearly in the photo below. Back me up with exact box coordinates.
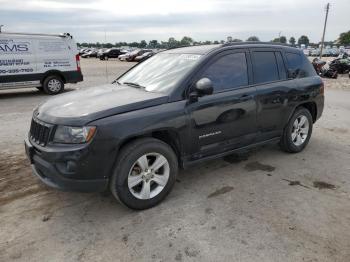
[286,51,316,77]
[285,52,302,70]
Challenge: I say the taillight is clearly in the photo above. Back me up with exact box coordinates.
[320,80,324,95]
[75,54,81,71]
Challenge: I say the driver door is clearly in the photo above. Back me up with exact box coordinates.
[186,50,257,160]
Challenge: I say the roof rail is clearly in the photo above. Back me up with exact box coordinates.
[222,41,291,47]
[0,32,72,38]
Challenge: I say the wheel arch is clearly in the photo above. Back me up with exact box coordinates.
[287,101,318,125]
[116,129,183,166]
[41,70,66,84]
[299,102,317,123]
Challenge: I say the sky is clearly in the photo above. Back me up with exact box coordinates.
[0,0,349,43]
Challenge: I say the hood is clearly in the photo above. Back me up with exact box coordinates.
[36,84,168,126]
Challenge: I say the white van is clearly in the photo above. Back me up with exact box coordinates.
[0,32,83,94]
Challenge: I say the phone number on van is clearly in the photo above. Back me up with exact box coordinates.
[0,68,34,74]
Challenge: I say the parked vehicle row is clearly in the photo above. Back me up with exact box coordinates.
[300,46,350,57]
[79,47,157,62]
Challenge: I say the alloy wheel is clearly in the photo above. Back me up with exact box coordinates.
[127,153,170,200]
[291,115,309,146]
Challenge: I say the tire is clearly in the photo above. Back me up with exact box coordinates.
[280,107,313,153]
[43,75,64,95]
[110,138,178,210]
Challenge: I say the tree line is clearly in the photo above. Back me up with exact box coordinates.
[77,30,350,49]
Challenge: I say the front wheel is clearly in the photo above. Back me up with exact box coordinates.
[110,138,178,210]
[280,107,313,153]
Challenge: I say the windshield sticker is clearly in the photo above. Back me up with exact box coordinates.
[179,54,201,60]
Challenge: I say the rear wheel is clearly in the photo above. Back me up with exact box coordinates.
[43,75,64,95]
[280,107,313,153]
[110,138,178,210]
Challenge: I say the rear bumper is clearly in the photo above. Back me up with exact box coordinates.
[315,94,324,121]
[63,70,83,84]
[25,137,108,192]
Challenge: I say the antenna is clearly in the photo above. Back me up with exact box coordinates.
[319,3,330,59]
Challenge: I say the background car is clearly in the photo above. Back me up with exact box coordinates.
[99,48,127,60]
[119,49,152,62]
[134,51,155,62]
[81,49,98,58]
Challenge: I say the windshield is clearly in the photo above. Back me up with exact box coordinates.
[118,53,202,93]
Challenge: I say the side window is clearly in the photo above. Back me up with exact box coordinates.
[252,51,279,84]
[285,52,302,70]
[200,53,248,92]
[275,52,287,80]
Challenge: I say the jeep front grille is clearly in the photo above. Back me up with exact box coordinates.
[30,118,52,146]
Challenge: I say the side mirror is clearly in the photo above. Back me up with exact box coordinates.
[195,78,213,96]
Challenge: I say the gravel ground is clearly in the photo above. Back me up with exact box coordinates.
[1,58,350,262]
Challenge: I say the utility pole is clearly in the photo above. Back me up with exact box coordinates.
[319,3,330,59]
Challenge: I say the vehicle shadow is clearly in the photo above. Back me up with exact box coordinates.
[1,143,282,230]
[0,87,76,99]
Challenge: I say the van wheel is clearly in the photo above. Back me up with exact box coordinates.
[280,107,313,153]
[43,75,64,95]
[110,138,178,210]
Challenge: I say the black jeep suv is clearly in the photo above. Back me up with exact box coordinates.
[25,43,324,210]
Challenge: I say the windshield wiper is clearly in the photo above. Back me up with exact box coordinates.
[123,81,145,89]
[112,80,122,85]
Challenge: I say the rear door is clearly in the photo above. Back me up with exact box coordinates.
[250,48,294,141]
[186,50,257,159]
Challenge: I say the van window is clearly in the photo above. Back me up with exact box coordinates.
[252,51,280,84]
[200,53,248,92]
[285,52,302,70]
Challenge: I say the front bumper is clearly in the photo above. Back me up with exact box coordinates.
[25,137,108,192]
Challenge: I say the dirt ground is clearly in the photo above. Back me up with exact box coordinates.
[1,58,350,262]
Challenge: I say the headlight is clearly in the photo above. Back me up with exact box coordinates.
[53,126,96,144]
